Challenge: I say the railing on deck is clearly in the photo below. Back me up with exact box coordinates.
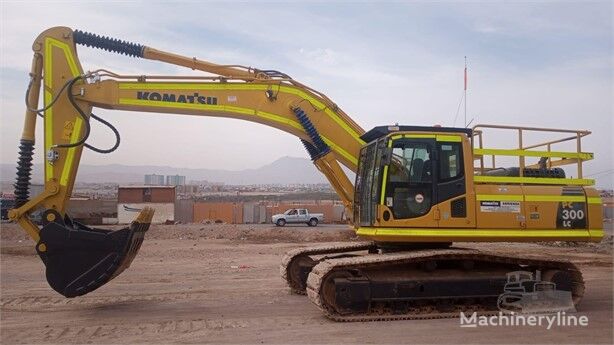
[472,124,594,186]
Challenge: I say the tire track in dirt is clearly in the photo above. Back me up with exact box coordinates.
[0,290,209,311]
[2,316,305,343]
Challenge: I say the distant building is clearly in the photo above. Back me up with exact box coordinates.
[166,175,186,186]
[144,174,165,185]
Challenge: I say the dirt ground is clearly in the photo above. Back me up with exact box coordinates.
[1,222,612,344]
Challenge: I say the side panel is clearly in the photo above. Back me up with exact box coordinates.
[475,185,525,229]
[585,188,604,233]
[523,186,587,230]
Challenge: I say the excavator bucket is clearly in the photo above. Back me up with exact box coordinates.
[36,208,154,298]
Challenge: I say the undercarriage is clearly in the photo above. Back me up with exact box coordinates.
[281,243,584,322]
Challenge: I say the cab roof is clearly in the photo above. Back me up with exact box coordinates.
[361,125,473,143]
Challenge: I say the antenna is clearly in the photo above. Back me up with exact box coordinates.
[464,56,468,127]
[452,57,468,127]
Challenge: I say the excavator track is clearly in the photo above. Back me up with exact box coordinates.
[281,242,377,294]
[305,248,584,322]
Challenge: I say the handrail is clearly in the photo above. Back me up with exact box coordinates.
[473,123,590,135]
[471,124,593,184]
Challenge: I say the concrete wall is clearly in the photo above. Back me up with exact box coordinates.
[175,199,194,223]
[118,187,175,203]
[68,199,117,224]
[193,202,243,224]
[118,203,174,224]
[332,204,347,222]
[258,205,267,224]
[241,203,269,224]
[242,202,256,223]
[192,201,346,224]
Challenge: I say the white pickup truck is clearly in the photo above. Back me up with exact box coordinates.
[271,208,324,227]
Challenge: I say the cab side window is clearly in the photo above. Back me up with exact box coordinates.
[438,142,463,181]
[436,141,466,210]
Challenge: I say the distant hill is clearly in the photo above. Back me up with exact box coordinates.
[0,156,330,185]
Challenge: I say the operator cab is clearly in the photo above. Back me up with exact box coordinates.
[354,125,472,229]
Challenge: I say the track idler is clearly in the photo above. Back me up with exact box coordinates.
[36,208,154,297]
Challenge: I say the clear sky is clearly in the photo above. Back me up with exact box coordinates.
[0,1,612,187]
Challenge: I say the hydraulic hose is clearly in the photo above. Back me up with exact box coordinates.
[52,76,91,149]
[84,113,121,154]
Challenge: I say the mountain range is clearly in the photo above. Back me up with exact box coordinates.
[0,156,331,185]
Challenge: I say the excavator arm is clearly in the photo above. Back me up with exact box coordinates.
[9,27,364,297]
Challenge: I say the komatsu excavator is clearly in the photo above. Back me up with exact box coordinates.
[9,27,604,321]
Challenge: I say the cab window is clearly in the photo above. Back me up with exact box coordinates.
[438,142,463,181]
[385,140,433,219]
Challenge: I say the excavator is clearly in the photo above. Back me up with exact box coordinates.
[8,27,604,321]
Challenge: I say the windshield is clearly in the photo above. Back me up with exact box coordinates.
[354,140,384,226]
[389,143,431,183]
[355,137,436,225]
[284,209,297,215]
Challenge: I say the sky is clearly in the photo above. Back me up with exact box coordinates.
[0,1,612,187]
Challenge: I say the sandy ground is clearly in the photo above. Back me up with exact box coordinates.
[1,222,612,344]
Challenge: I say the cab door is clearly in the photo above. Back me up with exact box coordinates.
[379,137,438,227]
[435,139,474,228]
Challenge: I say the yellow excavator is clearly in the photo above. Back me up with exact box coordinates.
[9,27,603,321]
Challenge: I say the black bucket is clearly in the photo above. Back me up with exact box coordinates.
[36,208,153,297]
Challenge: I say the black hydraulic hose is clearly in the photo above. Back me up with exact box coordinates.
[25,76,73,117]
[30,74,121,153]
[52,76,91,149]
[84,113,120,154]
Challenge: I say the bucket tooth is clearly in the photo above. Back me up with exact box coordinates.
[36,207,154,297]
